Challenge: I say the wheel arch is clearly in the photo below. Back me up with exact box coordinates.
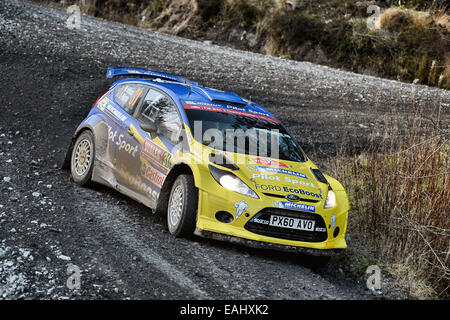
[155,162,195,216]
[61,113,109,170]
[61,125,95,170]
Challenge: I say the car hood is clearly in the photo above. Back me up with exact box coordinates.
[242,160,326,201]
[200,145,327,202]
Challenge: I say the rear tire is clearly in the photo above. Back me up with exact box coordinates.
[167,174,198,237]
[70,130,95,186]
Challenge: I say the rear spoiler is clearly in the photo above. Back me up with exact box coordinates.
[106,67,197,85]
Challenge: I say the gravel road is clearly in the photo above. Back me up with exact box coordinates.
[0,0,448,300]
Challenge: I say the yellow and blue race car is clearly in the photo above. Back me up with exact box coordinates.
[63,67,349,261]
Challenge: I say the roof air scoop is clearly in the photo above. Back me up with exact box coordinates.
[197,87,247,108]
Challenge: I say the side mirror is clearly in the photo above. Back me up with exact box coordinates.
[140,122,157,134]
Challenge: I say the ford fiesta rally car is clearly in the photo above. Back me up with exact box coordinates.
[63,67,349,260]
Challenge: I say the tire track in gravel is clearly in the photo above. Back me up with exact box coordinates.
[89,202,211,299]
[187,243,268,299]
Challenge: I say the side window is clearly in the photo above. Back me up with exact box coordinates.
[139,88,182,145]
[114,83,145,114]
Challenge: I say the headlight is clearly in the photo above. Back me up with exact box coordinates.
[324,189,336,209]
[209,165,259,199]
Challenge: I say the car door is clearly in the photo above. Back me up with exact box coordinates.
[127,86,183,203]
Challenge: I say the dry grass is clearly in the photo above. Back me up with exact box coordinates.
[380,6,450,31]
[380,7,413,29]
[442,55,450,88]
[326,89,449,299]
[377,7,449,88]
[141,0,199,35]
[435,13,450,31]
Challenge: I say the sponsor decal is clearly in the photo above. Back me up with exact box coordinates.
[251,173,315,188]
[248,165,308,179]
[107,125,138,157]
[234,200,248,220]
[331,213,337,232]
[97,97,109,111]
[141,139,172,170]
[141,162,166,187]
[273,200,315,213]
[185,100,274,120]
[183,103,279,123]
[254,183,281,192]
[100,101,127,122]
[117,164,158,200]
[128,88,143,106]
[249,157,288,169]
[185,100,220,107]
[282,186,323,199]
[115,85,125,98]
[253,182,320,199]
[251,173,281,181]
[253,218,269,225]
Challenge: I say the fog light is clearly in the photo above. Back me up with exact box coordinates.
[333,227,340,238]
[215,211,234,223]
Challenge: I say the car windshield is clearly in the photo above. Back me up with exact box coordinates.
[184,108,307,162]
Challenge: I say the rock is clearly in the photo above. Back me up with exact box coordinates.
[57,255,71,261]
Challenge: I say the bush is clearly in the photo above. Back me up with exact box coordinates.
[268,9,324,47]
[327,100,449,298]
[198,0,222,22]
[223,0,264,28]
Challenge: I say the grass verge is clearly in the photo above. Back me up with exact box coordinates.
[323,86,449,299]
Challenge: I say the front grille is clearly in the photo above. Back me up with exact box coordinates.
[244,208,328,242]
[261,192,319,203]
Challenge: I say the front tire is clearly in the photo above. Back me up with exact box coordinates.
[167,174,198,237]
[70,130,95,186]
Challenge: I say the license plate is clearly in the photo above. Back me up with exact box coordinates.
[269,215,315,231]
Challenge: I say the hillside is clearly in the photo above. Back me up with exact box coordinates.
[39,0,450,89]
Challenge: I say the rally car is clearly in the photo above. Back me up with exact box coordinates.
[63,67,349,261]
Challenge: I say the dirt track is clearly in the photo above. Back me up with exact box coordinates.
[0,0,448,300]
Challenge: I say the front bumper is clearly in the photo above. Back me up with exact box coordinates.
[195,186,349,253]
